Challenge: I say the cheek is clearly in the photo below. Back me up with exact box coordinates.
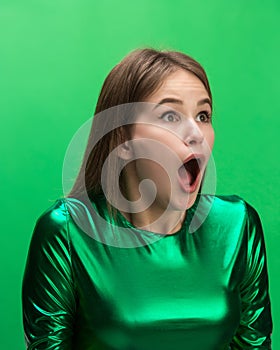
[205,128,215,150]
[134,159,173,198]
[132,124,175,144]
[131,130,180,162]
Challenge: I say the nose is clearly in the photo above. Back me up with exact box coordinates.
[183,120,204,146]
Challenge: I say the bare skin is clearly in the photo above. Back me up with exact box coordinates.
[118,69,215,234]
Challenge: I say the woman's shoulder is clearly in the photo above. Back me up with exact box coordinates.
[196,194,265,250]
[203,193,245,205]
[32,195,106,242]
[202,193,257,210]
[35,197,69,228]
[199,193,261,225]
[29,197,70,248]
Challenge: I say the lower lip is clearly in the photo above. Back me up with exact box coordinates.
[177,171,202,193]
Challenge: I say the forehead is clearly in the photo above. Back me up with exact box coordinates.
[146,69,209,102]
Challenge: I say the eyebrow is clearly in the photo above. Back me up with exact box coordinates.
[152,97,212,110]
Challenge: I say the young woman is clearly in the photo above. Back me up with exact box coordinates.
[22,48,273,349]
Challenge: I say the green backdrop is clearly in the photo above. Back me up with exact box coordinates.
[1,0,279,348]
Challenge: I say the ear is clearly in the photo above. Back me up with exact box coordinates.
[117,140,133,160]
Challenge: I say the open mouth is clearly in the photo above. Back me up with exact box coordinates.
[178,156,203,190]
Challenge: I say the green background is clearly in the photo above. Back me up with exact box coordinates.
[1,0,279,348]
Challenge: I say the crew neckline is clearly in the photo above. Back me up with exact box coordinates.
[93,193,201,237]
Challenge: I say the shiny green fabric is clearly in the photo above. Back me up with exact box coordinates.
[22,193,273,349]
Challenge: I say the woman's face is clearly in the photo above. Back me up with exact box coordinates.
[124,68,215,212]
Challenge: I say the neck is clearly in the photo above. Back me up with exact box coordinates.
[121,207,186,235]
[119,164,187,234]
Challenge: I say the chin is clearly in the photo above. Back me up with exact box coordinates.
[168,190,199,212]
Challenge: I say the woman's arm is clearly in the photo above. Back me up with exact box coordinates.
[230,202,273,349]
[22,199,76,349]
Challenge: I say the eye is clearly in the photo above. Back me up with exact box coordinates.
[196,111,212,123]
[159,111,181,123]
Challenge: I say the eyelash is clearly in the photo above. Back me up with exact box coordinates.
[158,110,212,123]
[196,111,212,123]
[158,110,181,122]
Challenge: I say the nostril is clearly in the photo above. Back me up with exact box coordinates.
[188,139,197,145]
[185,137,198,146]
[185,133,203,146]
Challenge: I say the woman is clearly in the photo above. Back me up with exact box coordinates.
[22,48,273,349]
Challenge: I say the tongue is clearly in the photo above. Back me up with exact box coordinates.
[178,166,194,185]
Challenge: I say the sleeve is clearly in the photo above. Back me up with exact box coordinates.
[22,200,77,349]
[230,201,273,349]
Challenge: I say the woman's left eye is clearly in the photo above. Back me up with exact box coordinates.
[196,111,211,123]
[159,111,181,122]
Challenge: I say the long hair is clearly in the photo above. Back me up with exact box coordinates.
[66,48,212,215]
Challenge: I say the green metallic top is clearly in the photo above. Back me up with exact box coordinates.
[22,193,273,349]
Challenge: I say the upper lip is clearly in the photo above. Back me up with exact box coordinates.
[182,153,205,166]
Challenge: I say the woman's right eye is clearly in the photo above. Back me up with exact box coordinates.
[159,111,181,123]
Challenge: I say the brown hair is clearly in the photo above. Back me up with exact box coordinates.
[66,48,212,212]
